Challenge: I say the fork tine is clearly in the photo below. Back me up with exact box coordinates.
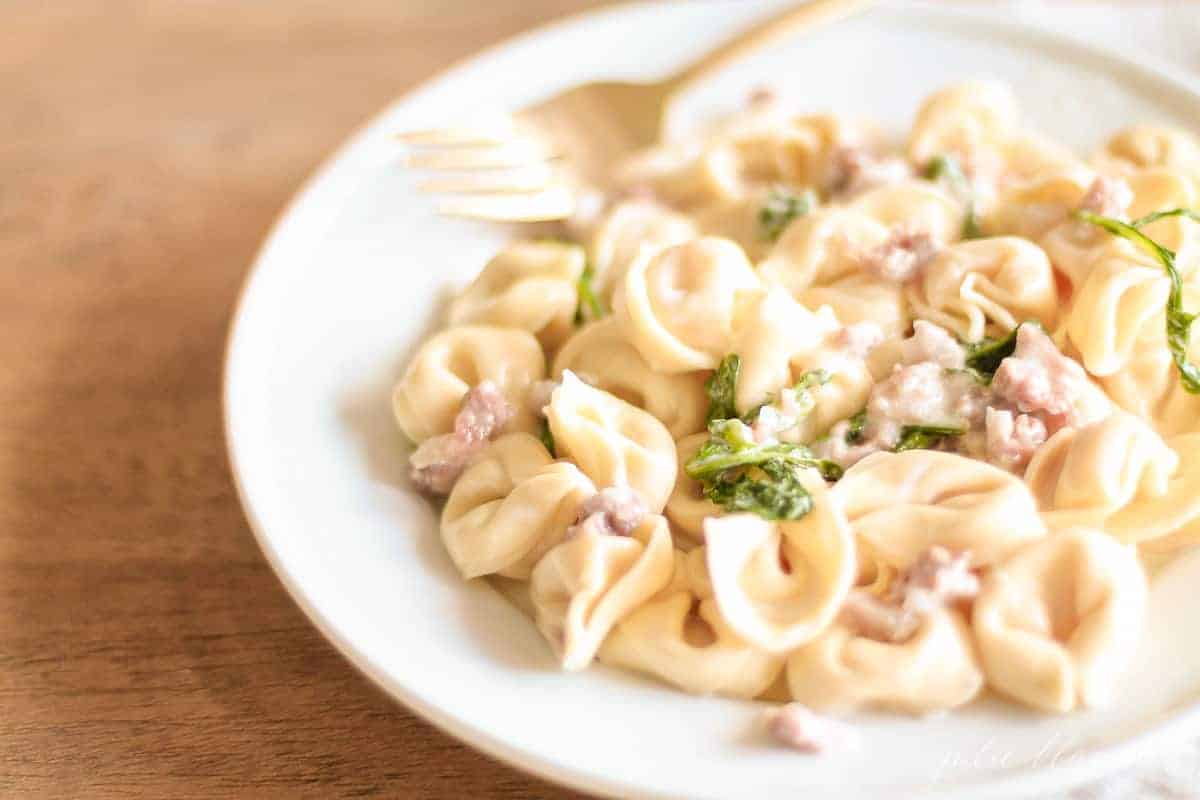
[403,140,555,171]
[436,186,575,222]
[397,118,517,147]
[417,163,555,194]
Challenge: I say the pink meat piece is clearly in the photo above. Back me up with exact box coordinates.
[1078,175,1133,219]
[564,486,647,540]
[823,146,913,198]
[991,325,1089,426]
[409,381,514,494]
[860,227,940,283]
[899,320,966,370]
[839,547,979,643]
[985,407,1048,471]
[765,703,858,754]
[812,419,880,471]
[832,322,885,360]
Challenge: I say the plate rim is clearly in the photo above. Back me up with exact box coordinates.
[222,3,1200,798]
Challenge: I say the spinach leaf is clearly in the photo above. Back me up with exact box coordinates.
[964,326,1021,379]
[686,419,843,482]
[1076,208,1200,394]
[894,423,967,453]
[924,154,982,239]
[759,188,817,242]
[844,409,868,444]
[573,262,606,325]
[705,354,741,424]
[538,418,557,457]
[702,459,814,521]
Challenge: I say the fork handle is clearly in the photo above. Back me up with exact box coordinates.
[664,0,877,96]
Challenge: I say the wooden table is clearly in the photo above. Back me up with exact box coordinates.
[0,2,607,796]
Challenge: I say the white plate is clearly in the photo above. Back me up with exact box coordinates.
[224,3,1200,798]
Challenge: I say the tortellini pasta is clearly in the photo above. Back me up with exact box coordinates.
[1100,334,1200,437]
[785,609,983,714]
[906,237,1059,342]
[908,80,1020,169]
[729,287,838,414]
[552,318,709,439]
[392,82,1200,727]
[441,434,594,579]
[546,371,677,513]
[392,325,545,442]
[972,528,1147,712]
[598,549,785,698]
[614,236,761,373]
[587,200,698,300]
[703,473,855,653]
[446,240,585,351]
[834,450,1047,569]
[664,433,722,543]
[1024,413,1200,546]
[530,514,674,670]
[1093,124,1200,178]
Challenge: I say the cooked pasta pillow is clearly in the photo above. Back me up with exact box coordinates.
[972,528,1147,712]
[546,371,677,512]
[530,514,674,671]
[785,609,983,714]
[552,318,709,439]
[447,240,585,351]
[587,200,698,300]
[441,434,594,579]
[703,472,856,653]
[392,325,545,442]
[614,236,762,373]
[833,450,1046,569]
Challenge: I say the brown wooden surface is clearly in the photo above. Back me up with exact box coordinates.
[0,2,609,797]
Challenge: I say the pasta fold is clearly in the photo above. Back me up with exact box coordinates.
[972,528,1147,712]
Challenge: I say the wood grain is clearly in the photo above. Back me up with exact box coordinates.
[0,2,608,797]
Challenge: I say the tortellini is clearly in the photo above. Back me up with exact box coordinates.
[530,514,674,671]
[441,434,594,579]
[598,549,785,698]
[972,528,1147,712]
[392,325,545,442]
[552,319,709,439]
[906,237,1059,341]
[1100,334,1200,437]
[546,371,677,513]
[614,237,761,373]
[1093,124,1200,178]
[833,450,1046,569]
[446,240,585,351]
[1024,413,1200,547]
[587,200,698,300]
[908,80,1020,169]
[1063,251,1169,377]
[703,474,856,653]
[664,433,721,543]
[785,609,983,714]
[729,287,838,414]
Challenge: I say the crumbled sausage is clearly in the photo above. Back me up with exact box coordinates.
[823,146,913,199]
[991,325,1088,426]
[832,322,885,360]
[859,227,940,283]
[985,407,1048,470]
[409,381,514,494]
[564,486,647,540]
[899,320,966,370]
[839,547,979,642]
[764,703,858,754]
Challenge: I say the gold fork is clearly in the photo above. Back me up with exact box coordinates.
[398,0,876,221]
